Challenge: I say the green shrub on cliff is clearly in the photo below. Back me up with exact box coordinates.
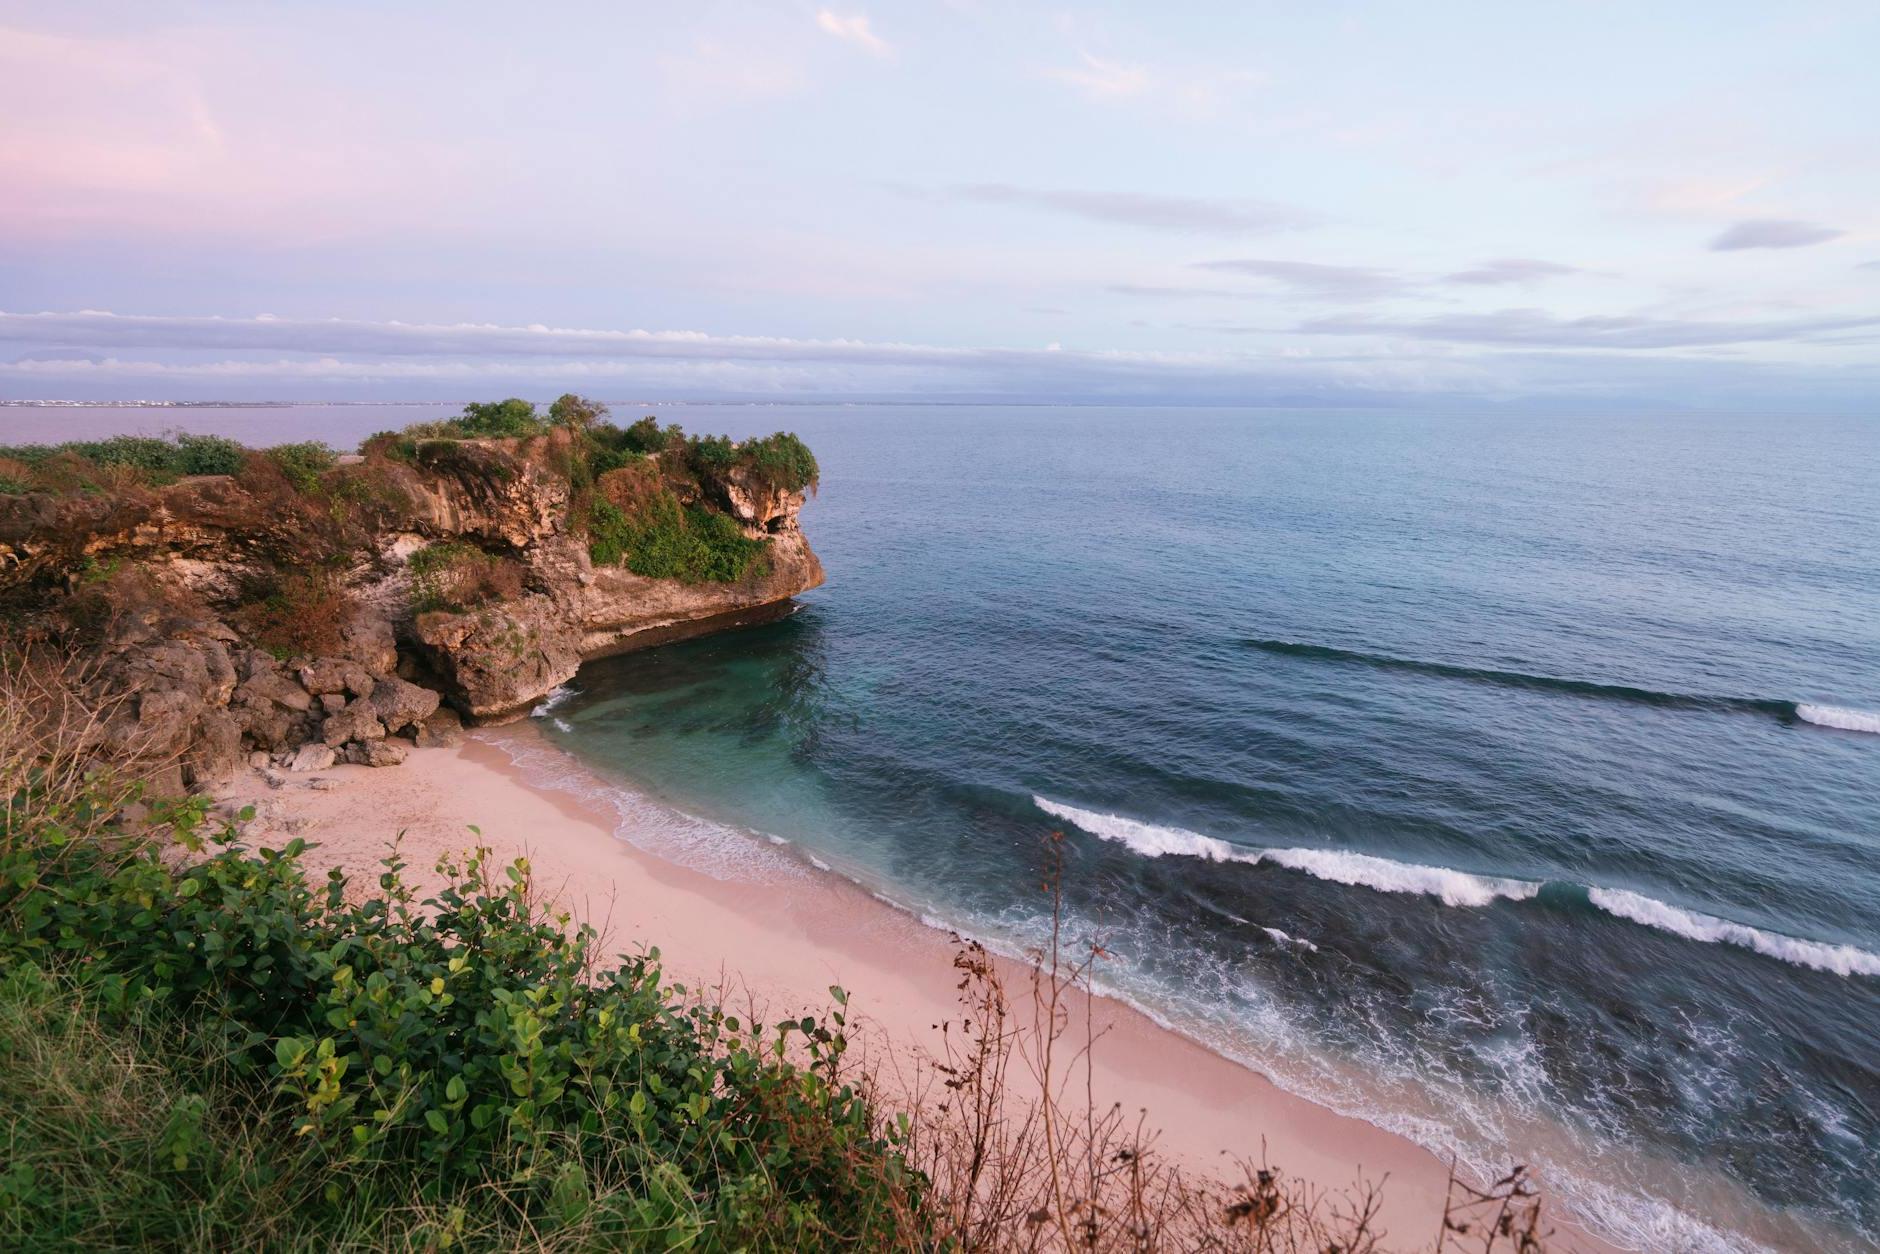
[738,431,818,495]
[0,432,252,491]
[401,398,548,442]
[264,441,338,493]
[587,493,769,583]
[0,771,920,1250]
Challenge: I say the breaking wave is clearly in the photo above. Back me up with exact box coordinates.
[1794,703,1880,735]
[1588,888,1880,978]
[530,684,580,719]
[1261,926,1319,953]
[1036,797,1879,978]
[1033,796,1541,907]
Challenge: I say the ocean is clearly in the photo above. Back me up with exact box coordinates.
[9,402,1877,1251]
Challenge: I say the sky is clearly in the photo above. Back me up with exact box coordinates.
[2,1,1877,409]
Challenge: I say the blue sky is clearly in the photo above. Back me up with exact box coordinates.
[2,1,1876,407]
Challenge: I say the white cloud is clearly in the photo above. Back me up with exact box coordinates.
[1294,308,1880,349]
[944,184,1316,235]
[5,308,1873,410]
[816,10,892,58]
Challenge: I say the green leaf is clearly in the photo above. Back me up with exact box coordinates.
[425,1110,449,1135]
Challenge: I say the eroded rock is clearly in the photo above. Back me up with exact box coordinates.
[322,698,386,747]
[286,743,337,772]
[369,675,440,733]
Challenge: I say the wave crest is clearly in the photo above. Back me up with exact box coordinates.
[1262,846,1540,907]
[1239,639,1880,737]
[1034,797,1255,863]
[1037,796,1877,977]
[1033,796,1539,907]
[1795,703,1880,735]
[1587,888,1880,977]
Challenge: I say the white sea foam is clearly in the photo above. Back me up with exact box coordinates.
[1588,888,1880,978]
[1261,927,1319,953]
[530,684,579,718]
[477,730,799,883]
[1265,847,1540,907]
[1033,797,1539,907]
[1795,702,1880,734]
[1034,797,1256,861]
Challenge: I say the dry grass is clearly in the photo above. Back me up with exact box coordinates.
[885,833,1553,1252]
[0,647,153,858]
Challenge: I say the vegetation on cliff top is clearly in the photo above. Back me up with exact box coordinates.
[372,393,813,585]
[0,396,816,601]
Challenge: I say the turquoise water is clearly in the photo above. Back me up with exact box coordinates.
[11,403,1876,1249]
[528,407,1879,1252]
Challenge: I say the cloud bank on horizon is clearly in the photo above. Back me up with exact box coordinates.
[0,1,1875,409]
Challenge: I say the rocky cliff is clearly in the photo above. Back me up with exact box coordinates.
[0,421,823,793]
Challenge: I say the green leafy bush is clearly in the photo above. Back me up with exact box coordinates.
[265,441,338,493]
[547,393,607,431]
[0,432,252,492]
[587,492,769,583]
[451,398,546,439]
[739,431,819,495]
[173,434,246,476]
[0,779,921,1250]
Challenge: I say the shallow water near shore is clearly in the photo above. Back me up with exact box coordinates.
[13,402,1878,1249]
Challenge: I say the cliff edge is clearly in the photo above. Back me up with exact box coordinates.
[0,402,823,792]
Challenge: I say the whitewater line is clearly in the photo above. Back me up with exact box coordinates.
[1033,796,1880,978]
[1033,796,1541,907]
[1586,888,1880,978]
[1795,703,1880,735]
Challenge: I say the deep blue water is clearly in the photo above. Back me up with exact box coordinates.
[12,403,1877,1251]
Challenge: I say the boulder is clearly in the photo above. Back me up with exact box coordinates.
[286,742,336,772]
[184,709,245,787]
[413,706,465,748]
[338,612,399,674]
[322,698,386,747]
[239,671,313,713]
[298,657,373,698]
[410,598,582,721]
[343,737,410,768]
[369,675,440,734]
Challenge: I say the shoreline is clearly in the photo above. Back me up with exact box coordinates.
[217,728,1620,1252]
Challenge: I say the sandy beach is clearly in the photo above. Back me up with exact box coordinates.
[217,728,1616,1252]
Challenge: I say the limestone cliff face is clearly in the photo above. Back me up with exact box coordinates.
[0,429,824,785]
[403,449,824,719]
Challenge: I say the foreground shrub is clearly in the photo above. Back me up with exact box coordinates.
[0,783,921,1249]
